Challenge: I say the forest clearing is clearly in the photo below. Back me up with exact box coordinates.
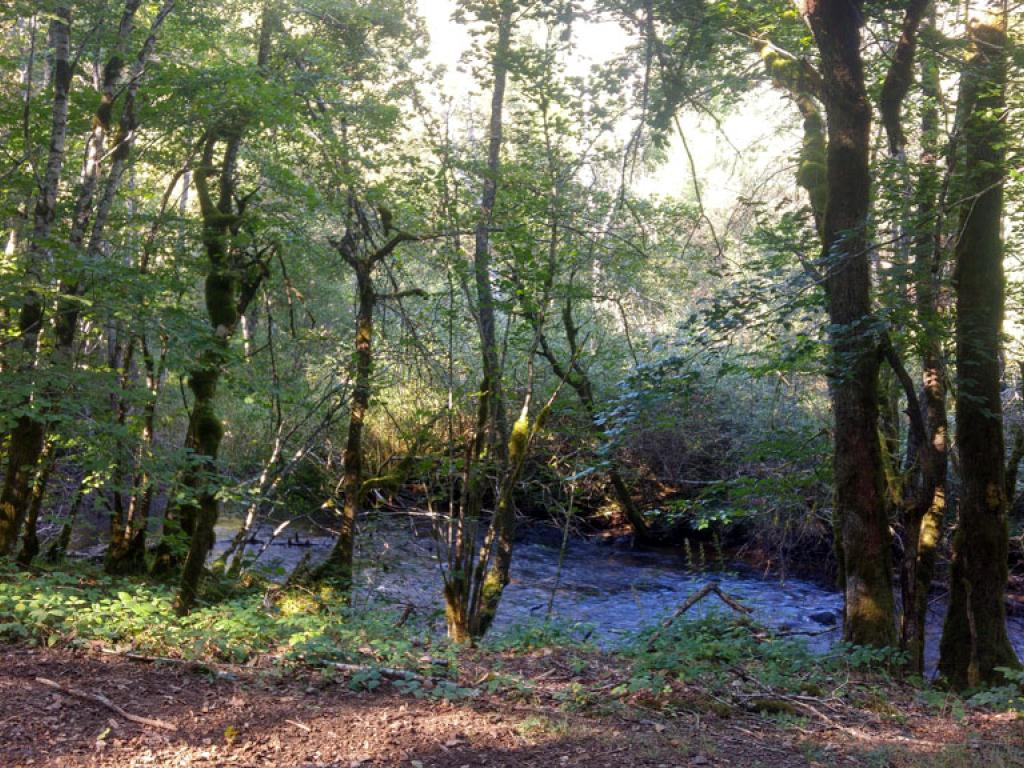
[2,0,1024,765]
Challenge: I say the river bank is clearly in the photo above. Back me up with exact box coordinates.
[212,512,1024,675]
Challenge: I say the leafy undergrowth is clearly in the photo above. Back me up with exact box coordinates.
[2,561,1023,729]
[0,561,462,696]
[479,612,1024,735]
[626,615,909,714]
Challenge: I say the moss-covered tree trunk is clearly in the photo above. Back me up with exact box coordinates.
[938,8,1020,689]
[899,27,948,676]
[0,8,72,555]
[469,405,531,637]
[15,439,55,566]
[472,3,513,465]
[173,135,241,615]
[169,3,274,608]
[804,0,896,647]
[317,259,375,590]
[873,0,946,673]
[307,203,419,591]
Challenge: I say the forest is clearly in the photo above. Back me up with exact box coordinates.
[0,0,1023,766]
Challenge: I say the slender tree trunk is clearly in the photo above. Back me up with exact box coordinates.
[45,479,88,562]
[533,307,650,539]
[469,402,532,636]
[873,0,946,673]
[898,19,948,675]
[318,260,375,590]
[445,0,515,643]
[804,0,896,647]
[56,0,174,353]
[939,6,1019,688]
[16,439,56,566]
[472,1,513,462]
[0,8,72,554]
[106,335,161,575]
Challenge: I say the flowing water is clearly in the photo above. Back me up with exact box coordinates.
[213,515,1024,673]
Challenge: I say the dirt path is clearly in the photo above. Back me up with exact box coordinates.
[1,645,1022,767]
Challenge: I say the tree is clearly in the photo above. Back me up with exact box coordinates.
[174,3,277,613]
[884,5,950,676]
[0,6,72,554]
[315,201,425,590]
[802,0,895,646]
[443,0,517,643]
[939,4,1020,688]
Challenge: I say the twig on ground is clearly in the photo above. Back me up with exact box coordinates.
[35,676,177,731]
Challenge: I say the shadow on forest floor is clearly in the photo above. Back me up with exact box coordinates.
[1,645,1022,768]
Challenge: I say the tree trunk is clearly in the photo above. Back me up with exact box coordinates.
[533,308,650,539]
[106,335,161,575]
[0,8,72,554]
[45,480,88,563]
[872,0,946,673]
[472,0,513,462]
[318,260,375,590]
[939,7,1019,688]
[898,21,948,676]
[172,3,273,610]
[16,440,55,567]
[173,137,242,614]
[804,0,896,647]
[445,0,515,643]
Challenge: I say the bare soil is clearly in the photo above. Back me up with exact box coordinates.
[2,644,1022,768]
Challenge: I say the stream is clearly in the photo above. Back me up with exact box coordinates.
[213,515,1024,673]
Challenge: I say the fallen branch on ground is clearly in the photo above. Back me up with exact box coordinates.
[35,677,177,731]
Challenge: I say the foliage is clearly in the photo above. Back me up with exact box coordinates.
[0,561,453,676]
[967,667,1024,713]
[622,614,911,709]
[485,619,598,652]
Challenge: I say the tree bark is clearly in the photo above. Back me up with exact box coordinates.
[897,16,948,676]
[804,0,896,647]
[173,135,239,614]
[939,6,1020,688]
[317,256,375,590]
[173,3,275,611]
[16,439,55,566]
[0,8,73,554]
[445,0,516,643]
[472,0,513,463]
